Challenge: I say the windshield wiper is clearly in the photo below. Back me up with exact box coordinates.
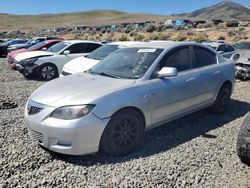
[88,70,121,79]
[98,72,122,79]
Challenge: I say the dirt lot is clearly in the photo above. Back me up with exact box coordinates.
[0,57,249,187]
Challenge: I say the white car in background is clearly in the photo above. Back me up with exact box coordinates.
[203,42,240,61]
[14,40,102,80]
[60,41,142,76]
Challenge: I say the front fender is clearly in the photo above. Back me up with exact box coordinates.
[92,84,152,128]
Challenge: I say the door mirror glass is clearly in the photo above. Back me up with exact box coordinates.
[157,67,177,77]
[63,50,70,55]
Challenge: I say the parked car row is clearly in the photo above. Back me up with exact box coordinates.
[2,38,250,163]
[5,38,246,82]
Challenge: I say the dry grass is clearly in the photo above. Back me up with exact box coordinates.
[0,10,170,32]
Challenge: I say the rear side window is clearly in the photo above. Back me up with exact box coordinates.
[226,45,234,52]
[85,43,102,53]
[162,47,192,72]
[66,44,85,54]
[217,45,227,52]
[193,47,217,68]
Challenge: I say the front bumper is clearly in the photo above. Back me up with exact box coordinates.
[235,63,250,80]
[16,63,37,76]
[25,102,110,155]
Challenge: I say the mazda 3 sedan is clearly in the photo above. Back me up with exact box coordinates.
[25,41,235,156]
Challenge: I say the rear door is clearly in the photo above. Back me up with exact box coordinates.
[192,46,222,102]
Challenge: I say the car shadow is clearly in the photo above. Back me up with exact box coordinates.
[49,99,250,166]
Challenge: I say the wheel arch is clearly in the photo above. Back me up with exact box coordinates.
[110,106,147,131]
[37,62,59,75]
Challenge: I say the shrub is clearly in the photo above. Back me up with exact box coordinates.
[146,24,157,33]
[218,36,225,40]
[118,34,129,41]
[134,34,145,41]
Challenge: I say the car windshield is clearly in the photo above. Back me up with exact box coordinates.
[86,44,120,60]
[26,39,33,44]
[47,42,70,53]
[28,41,46,50]
[90,48,163,79]
[233,42,250,50]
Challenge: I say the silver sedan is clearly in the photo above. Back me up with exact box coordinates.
[25,41,235,156]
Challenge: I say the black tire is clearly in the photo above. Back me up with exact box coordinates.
[101,109,144,156]
[236,112,250,164]
[210,83,232,114]
[37,64,58,81]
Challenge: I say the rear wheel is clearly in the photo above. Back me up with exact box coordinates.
[101,109,144,156]
[237,113,250,164]
[38,64,58,81]
[210,83,232,114]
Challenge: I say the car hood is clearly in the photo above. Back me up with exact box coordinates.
[30,73,136,107]
[63,56,99,73]
[237,49,250,64]
[15,51,54,62]
[9,49,29,57]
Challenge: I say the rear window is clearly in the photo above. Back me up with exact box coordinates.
[193,47,217,68]
[47,42,70,53]
[86,44,120,60]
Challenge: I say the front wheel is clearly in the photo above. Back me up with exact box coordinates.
[38,64,58,81]
[101,109,144,156]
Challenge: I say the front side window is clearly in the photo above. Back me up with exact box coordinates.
[91,48,163,79]
[161,47,192,72]
[193,47,217,68]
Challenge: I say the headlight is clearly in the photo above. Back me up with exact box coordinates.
[20,58,38,66]
[50,105,95,120]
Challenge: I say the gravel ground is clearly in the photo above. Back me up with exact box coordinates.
[0,58,250,188]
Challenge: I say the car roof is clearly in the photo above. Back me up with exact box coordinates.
[63,40,103,45]
[128,41,202,49]
[107,41,143,46]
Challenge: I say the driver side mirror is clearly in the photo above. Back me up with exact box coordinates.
[41,47,47,51]
[157,67,177,78]
[63,50,70,55]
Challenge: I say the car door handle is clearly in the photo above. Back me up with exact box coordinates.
[213,71,221,75]
[186,77,196,82]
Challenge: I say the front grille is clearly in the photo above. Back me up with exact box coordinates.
[28,128,44,143]
[28,106,43,115]
[61,71,72,76]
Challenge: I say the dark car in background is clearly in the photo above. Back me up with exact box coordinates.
[7,36,61,52]
[0,39,29,57]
